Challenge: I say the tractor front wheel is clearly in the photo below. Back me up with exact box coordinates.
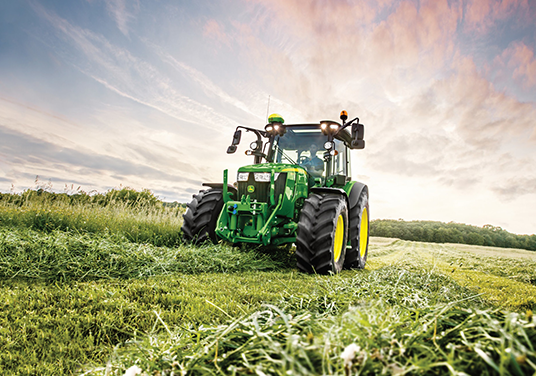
[296,193,348,274]
[344,188,369,269]
[181,189,224,244]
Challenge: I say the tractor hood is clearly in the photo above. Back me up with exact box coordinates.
[236,163,307,183]
[237,163,305,174]
[233,163,309,208]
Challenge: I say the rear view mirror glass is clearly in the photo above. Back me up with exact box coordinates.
[231,130,242,145]
[227,145,237,154]
[351,123,364,140]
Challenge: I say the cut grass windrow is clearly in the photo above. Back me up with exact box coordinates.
[2,234,535,375]
[368,240,536,311]
[83,302,536,376]
[0,228,285,281]
[1,239,491,375]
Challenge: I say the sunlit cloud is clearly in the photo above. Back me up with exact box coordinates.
[500,42,536,88]
[203,19,230,47]
[1,0,535,233]
[463,0,529,33]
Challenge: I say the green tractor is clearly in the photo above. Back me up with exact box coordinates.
[182,111,369,274]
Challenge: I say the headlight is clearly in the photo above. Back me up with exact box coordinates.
[250,141,258,150]
[237,172,249,182]
[254,172,280,182]
[324,141,334,150]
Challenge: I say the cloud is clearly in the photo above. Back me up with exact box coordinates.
[0,125,200,185]
[492,176,536,198]
[463,0,529,33]
[150,45,262,120]
[431,56,536,143]
[104,0,139,36]
[203,19,230,46]
[31,2,240,134]
[499,42,536,88]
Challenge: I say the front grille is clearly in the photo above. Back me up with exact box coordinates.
[237,173,287,203]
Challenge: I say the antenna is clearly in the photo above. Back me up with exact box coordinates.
[265,95,271,122]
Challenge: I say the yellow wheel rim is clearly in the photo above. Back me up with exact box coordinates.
[333,215,344,262]
[359,207,369,258]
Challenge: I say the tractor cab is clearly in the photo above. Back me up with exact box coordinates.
[272,124,351,186]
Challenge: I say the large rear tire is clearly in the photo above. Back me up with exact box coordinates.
[344,188,369,269]
[181,189,224,245]
[296,193,348,274]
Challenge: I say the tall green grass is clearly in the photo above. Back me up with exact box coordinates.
[0,191,184,247]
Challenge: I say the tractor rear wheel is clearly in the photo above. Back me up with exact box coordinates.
[296,193,348,274]
[344,188,369,269]
[182,189,224,244]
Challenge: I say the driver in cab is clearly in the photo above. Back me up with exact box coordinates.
[300,143,324,177]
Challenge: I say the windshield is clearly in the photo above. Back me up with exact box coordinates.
[272,126,327,178]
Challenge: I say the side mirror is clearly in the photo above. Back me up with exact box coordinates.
[351,123,364,140]
[351,140,365,149]
[227,145,237,154]
[231,130,242,145]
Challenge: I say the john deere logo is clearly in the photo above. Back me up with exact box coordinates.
[247,185,255,193]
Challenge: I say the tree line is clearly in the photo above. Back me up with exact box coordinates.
[370,219,536,251]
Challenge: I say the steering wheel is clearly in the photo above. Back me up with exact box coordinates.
[298,155,310,165]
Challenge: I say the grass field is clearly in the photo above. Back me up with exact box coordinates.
[1,199,535,375]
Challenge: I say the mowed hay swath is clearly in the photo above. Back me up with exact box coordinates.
[1,193,535,375]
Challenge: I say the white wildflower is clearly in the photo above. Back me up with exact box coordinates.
[341,343,361,368]
[123,365,142,376]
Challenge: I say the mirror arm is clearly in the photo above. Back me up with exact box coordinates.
[334,117,359,137]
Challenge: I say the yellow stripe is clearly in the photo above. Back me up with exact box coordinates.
[281,168,303,173]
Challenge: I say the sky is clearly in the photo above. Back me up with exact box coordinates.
[0,0,535,235]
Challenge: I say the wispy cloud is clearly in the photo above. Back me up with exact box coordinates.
[0,125,201,186]
[32,2,239,133]
[104,0,139,36]
[203,19,230,46]
[151,45,263,121]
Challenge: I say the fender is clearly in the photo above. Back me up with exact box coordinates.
[348,181,368,209]
[311,186,350,208]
